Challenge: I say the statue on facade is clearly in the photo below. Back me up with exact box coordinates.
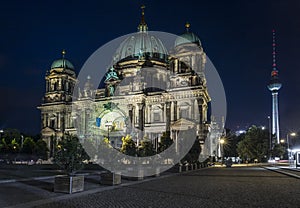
[105,67,119,82]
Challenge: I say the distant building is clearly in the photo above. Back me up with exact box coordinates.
[204,116,225,160]
[38,7,216,160]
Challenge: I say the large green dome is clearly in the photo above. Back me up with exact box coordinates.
[113,6,168,62]
[51,59,75,70]
[114,32,168,62]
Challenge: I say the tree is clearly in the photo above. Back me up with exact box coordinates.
[120,135,136,156]
[158,132,173,152]
[271,144,286,159]
[0,138,9,154]
[10,138,20,153]
[54,135,90,175]
[1,128,21,145]
[21,137,36,154]
[179,128,200,164]
[237,126,269,162]
[223,129,241,157]
[139,138,155,157]
[35,139,49,160]
[181,138,201,164]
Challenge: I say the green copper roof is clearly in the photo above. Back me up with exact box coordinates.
[175,32,201,47]
[114,32,168,62]
[51,59,74,70]
[175,23,201,47]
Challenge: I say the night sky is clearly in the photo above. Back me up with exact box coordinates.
[0,0,300,137]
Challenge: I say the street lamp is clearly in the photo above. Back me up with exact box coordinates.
[287,132,296,166]
[268,116,272,156]
[105,121,113,146]
[21,135,24,148]
[219,138,225,164]
[0,129,3,140]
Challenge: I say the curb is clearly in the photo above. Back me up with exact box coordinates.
[262,166,300,179]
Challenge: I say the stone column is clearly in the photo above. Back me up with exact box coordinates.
[197,99,203,124]
[137,103,145,139]
[127,104,133,134]
[197,99,204,142]
[46,80,49,92]
[166,101,171,134]
[57,112,61,130]
[148,105,152,124]
[174,59,178,73]
[191,99,195,120]
[173,101,177,121]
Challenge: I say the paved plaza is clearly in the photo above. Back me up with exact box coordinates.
[1,165,300,208]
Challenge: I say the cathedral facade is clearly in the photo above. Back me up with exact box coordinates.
[38,8,213,160]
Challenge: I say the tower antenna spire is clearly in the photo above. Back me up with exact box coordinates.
[272,29,277,71]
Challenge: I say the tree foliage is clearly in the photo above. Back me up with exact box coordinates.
[120,135,136,156]
[54,135,90,175]
[236,126,269,162]
[223,129,241,157]
[139,138,155,157]
[7,138,20,153]
[271,143,285,159]
[181,138,201,164]
[1,128,21,145]
[35,139,48,160]
[180,128,200,164]
[0,138,9,153]
[158,132,173,152]
[21,137,35,154]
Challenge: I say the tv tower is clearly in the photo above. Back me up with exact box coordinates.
[267,29,282,144]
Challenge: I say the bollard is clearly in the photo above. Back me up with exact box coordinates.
[179,165,182,173]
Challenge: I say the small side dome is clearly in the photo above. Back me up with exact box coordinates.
[51,59,75,70]
[51,50,75,70]
[175,22,201,47]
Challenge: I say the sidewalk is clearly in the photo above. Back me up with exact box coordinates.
[0,166,189,208]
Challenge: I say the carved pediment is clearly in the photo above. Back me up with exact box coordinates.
[41,127,56,135]
[171,118,195,131]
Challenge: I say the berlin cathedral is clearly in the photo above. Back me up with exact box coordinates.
[38,6,221,161]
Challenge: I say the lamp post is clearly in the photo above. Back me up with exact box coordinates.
[287,132,296,166]
[21,135,24,148]
[0,129,3,141]
[268,116,272,158]
[105,121,113,146]
[220,138,225,164]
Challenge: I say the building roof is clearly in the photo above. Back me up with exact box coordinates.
[51,58,75,70]
[175,22,201,47]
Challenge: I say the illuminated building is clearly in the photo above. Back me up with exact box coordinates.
[38,6,212,159]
